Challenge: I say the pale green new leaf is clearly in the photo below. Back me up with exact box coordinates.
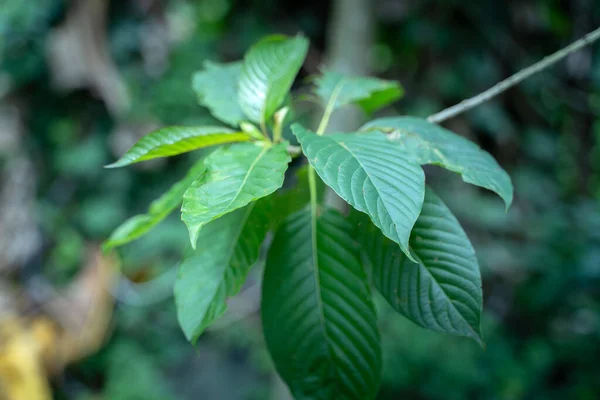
[293,124,425,261]
[361,116,513,208]
[106,126,252,168]
[175,200,271,342]
[103,160,206,250]
[238,35,308,125]
[262,208,381,400]
[181,142,290,247]
[315,70,404,114]
[354,187,483,345]
[192,61,246,127]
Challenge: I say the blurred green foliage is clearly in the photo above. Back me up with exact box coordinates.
[2,0,599,399]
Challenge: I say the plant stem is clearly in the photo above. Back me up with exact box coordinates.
[260,118,269,141]
[273,107,289,143]
[308,165,319,218]
[428,26,600,124]
[316,82,345,135]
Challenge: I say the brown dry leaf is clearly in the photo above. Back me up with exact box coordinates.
[41,246,118,373]
[0,316,54,400]
[0,246,118,399]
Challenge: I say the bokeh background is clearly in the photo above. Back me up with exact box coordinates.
[1,0,600,399]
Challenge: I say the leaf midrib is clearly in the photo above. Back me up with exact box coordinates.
[114,128,243,166]
[333,137,414,260]
[309,211,340,391]
[223,145,269,211]
[327,78,348,110]
[224,202,256,276]
[410,246,481,342]
[193,203,256,340]
[260,44,303,127]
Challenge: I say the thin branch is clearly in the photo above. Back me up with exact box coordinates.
[428,26,600,124]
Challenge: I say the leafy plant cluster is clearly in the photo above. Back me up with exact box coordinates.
[105,34,513,399]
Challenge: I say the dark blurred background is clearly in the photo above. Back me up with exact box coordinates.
[1,0,599,399]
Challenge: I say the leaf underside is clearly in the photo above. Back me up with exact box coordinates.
[181,142,290,247]
[106,126,251,168]
[192,61,246,127]
[361,116,513,208]
[103,159,206,250]
[175,200,271,342]
[354,187,484,345]
[293,124,425,260]
[262,208,381,400]
[315,70,404,114]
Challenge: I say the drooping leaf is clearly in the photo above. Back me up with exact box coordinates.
[238,35,308,125]
[353,187,484,345]
[361,116,513,208]
[103,160,206,250]
[293,124,425,260]
[262,208,381,400]
[181,142,290,247]
[175,200,271,342]
[315,70,404,114]
[103,215,160,251]
[106,126,252,168]
[192,61,246,127]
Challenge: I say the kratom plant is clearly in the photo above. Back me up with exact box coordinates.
[104,30,600,399]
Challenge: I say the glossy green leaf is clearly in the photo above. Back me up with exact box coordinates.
[103,160,206,250]
[238,35,308,125]
[175,200,271,342]
[106,126,252,168]
[315,70,404,114]
[181,142,290,247]
[262,208,381,400]
[354,187,483,345]
[192,61,246,127]
[361,116,513,208]
[293,124,425,261]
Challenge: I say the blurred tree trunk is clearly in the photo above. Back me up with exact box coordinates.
[322,0,375,210]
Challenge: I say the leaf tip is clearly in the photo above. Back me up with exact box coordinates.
[401,242,419,264]
[186,223,200,250]
[101,241,114,253]
[405,249,419,264]
[104,161,124,169]
[503,192,514,212]
[473,332,486,349]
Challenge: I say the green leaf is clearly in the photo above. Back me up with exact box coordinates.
[361,116,513,208]
[315,71,403,114]
[103,160,206,250]
[106,126,252,168]
[354,187,484,345]
[238,35,309,126]
[181,142,290,247]
[192,61,246,127]
[293,124,425,261]
[273,165,325,224]
[262,208,381,400]
[175,200,271,342]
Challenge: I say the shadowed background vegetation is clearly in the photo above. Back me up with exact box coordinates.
[1,0,599,399]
